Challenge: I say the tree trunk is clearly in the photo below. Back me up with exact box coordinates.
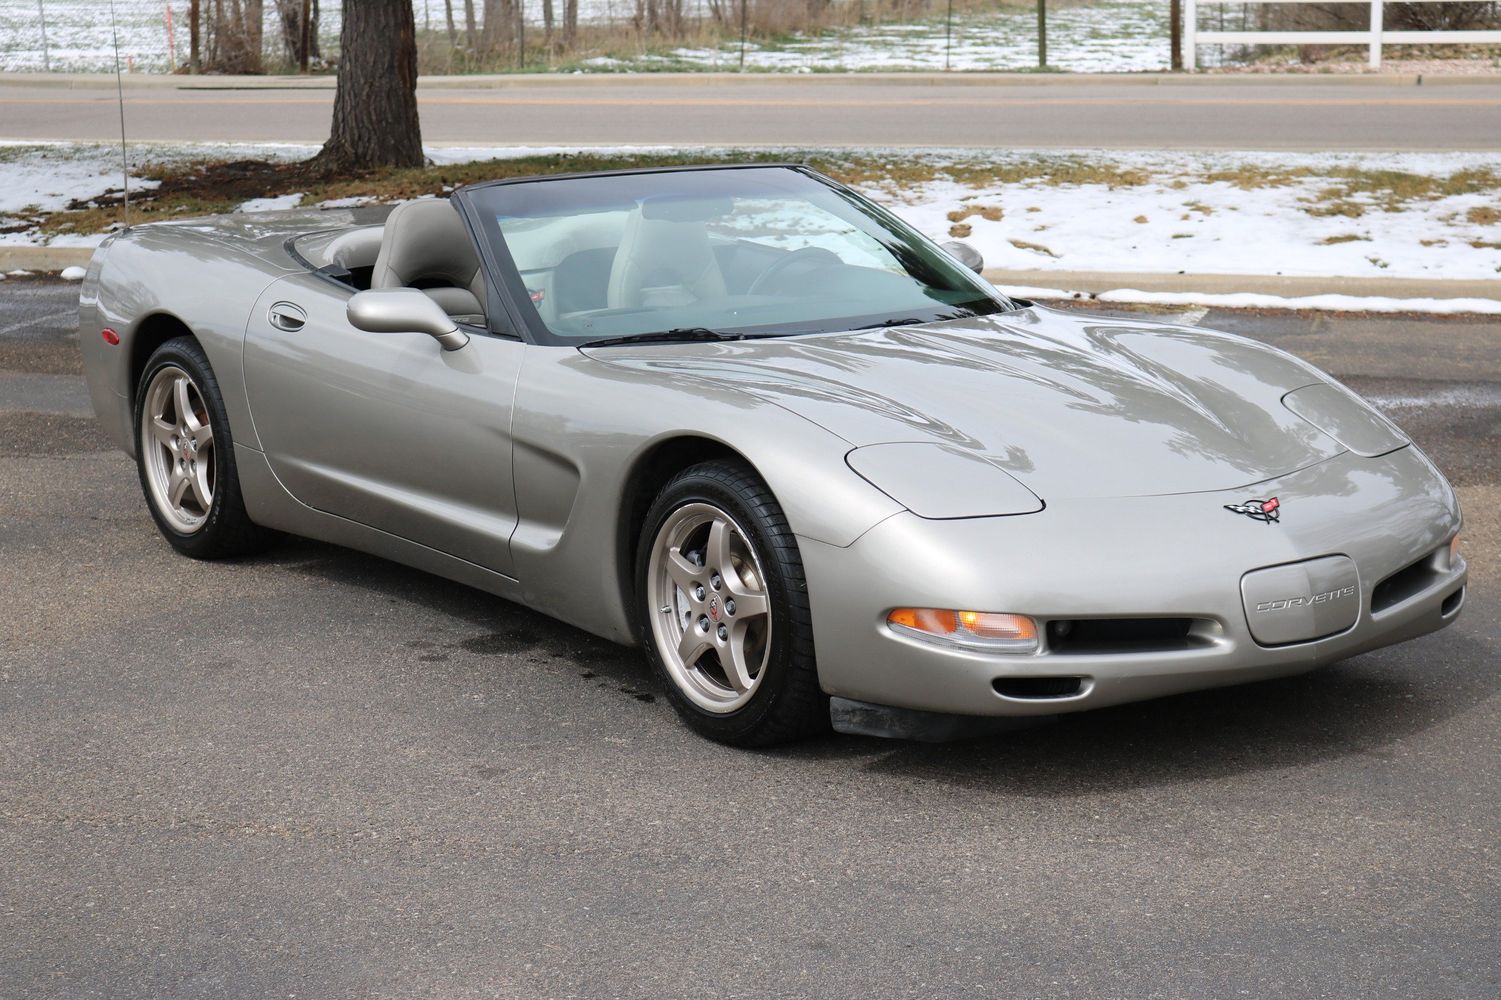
[563,0,578,46]
[515,0,526,66]
[1170,0,1182,71]
[444,0,458,46]
[481,0,505,54]
[201,0,265,73]
[275,0,316,68]
[244,0,264,68]
[313,0,423,173]
[464,0,478,51]
[542,0,554,50]
[190,0,201,72]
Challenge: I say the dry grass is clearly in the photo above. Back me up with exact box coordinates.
[1303,199,1367,219]
[945,204,1001,236]
[21,147,1501,245]
[947,204,1004,223]
[26,151,1171,238]
[1469,205,1501,226]
[1008,239,1058,258]
[1319,233,1370,245]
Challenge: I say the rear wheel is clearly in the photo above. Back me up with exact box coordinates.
[638,461,827,746]
[134,337,274,559]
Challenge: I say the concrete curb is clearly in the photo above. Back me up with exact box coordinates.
[4,246,1495,304]
[1,248,94,271]
[3,70,1500,91]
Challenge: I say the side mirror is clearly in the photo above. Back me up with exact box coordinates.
[941,240,985,275]
[347,288,469,351]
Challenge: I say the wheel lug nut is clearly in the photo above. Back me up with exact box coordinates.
[717,624,729,641]
[693,584,705,601]
[724,600,735,616]
[710,573,722,590]
[698,617,710,632]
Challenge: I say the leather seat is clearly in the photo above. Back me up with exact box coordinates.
[371,200,488,324]
[606,210,726,310]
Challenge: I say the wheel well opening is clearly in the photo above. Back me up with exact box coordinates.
[616,437,750,629]
[129,313,195,405]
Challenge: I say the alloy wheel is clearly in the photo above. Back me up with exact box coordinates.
[139,365,215,533]
[647,502,773,714]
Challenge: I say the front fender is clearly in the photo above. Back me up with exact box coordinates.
[508,346,905,642]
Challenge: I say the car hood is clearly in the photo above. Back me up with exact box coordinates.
[588,305,1347,502]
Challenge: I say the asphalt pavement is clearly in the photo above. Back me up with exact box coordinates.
[2,278,1498,998]
[3,74,1501,150]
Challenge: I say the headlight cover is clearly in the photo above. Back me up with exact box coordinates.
[846,442,1043,519]
[1282,383,1408,458]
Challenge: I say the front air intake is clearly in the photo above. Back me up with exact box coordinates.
[992,676,1086,700]
[1372,553,1444,614]
[1046,617,1209,654]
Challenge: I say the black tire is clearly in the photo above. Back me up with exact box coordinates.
[636,460,828,746]
[133,336,276,560]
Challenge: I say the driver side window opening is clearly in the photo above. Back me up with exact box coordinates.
[293,201,490,330]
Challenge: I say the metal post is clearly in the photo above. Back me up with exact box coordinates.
[1184,0,1196,71]
[37,0,50,71]
[1036,0,1045,68]
[1369,0,1383,70]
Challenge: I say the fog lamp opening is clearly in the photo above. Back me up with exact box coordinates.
[887,608,1039,653]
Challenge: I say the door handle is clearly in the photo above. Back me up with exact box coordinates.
[268,302,307,332]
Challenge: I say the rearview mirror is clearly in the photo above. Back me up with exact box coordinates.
[347,288,469,351]
[940,240,985,275]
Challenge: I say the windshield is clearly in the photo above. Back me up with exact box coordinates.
[464,166,1012,346]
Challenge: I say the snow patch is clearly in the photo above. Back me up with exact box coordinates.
[237,193,305,213]
[59,265,87,281]
[1000,285,1501,316]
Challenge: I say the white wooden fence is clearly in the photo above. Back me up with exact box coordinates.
[1185,0,1501,70]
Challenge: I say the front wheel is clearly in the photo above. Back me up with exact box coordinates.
[637,461,827,746]
[134,337,275,559]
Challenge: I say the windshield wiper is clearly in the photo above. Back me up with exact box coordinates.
[581,327,748,348]
[856,317,929,330]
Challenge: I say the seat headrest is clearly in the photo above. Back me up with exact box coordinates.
[371,200,480,291]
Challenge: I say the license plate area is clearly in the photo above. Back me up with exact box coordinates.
[1241,556,1360,646]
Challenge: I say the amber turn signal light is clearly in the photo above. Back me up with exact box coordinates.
[887,608,1039,653]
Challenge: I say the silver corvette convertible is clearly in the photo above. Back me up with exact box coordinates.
[79,164,1467,745]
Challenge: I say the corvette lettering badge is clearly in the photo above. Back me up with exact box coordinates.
[1225,496,1280,524]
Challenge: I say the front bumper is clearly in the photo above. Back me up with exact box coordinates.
[800,446,1465,718]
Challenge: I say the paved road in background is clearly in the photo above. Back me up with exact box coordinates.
[3,77,1501,150]
[3,279,1499,997]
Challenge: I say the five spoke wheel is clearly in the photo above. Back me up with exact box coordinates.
[648,502,773,714]
[139,365,215,534]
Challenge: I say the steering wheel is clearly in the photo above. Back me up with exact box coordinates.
[748,247,843,295]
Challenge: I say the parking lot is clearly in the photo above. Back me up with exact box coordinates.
[3,277,1498,998]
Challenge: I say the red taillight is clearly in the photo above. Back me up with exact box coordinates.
[100,328,120,346]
